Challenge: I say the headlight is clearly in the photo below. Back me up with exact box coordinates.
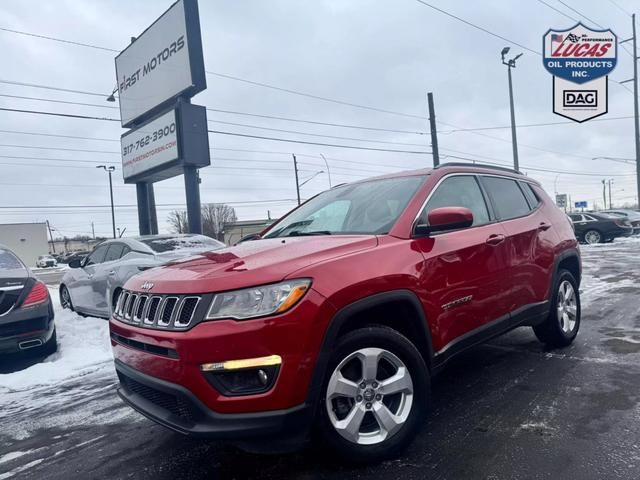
[206,279,311,320]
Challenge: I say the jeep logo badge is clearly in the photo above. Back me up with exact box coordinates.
[141,281,154,291]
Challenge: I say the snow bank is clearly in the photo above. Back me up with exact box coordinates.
[0,287,113,393]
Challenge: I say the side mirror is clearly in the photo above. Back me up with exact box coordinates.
[68,258,82,268]
[414,207,474,236]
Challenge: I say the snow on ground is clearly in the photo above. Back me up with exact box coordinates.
[0,287,112,394]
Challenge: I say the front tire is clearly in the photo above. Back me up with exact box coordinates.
[60,285,73,311]
[318,326,429,463]
[533,269,581,348]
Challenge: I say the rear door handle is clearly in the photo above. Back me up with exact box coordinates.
[538,222,551,231]
[486,234,506,246]
[108,270,116,276]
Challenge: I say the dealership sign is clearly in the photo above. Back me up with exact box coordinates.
[121,103,210,184]
[115,0,206,128]
[543,23,617,123]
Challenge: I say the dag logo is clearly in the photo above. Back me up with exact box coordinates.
[543,23,617,84]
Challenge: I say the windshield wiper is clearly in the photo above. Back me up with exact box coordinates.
[286,230,332,237]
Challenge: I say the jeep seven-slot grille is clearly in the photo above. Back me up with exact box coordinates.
[113,290,201,330]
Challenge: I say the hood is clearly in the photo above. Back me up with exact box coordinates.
[125,235,378,294]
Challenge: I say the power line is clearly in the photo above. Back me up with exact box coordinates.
[0,199,300,210]
[0,107,119,122]
[207,107,426,135]
[0,94,119,109]
[535,0,578,22]
[205,70,426,120]
[0,144,119,154]
[207,129,430,154]
[0,154,117,165]
[0,129,118,142]
[0,26,120,52]
[208,119,427,147]
[0,79,109,97]
[606,0,631,16]
[555,0,604,29]
[413,0,540,55]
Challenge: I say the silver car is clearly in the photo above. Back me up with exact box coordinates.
[60,234,225,319]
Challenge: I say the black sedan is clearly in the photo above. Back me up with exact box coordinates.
[568,212,634,244]
[0,245,57,356]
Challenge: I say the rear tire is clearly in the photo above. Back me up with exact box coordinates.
[584,229,602,244]
[318,326,429,463]
[533,270,580,348]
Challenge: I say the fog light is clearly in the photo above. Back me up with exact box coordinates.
[200,355,281,396]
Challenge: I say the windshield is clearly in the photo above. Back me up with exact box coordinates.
[140,235,225,253]
[264,175,426,238]
[0,249,25,271]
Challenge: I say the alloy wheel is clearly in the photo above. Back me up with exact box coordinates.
[61,287,71,309]
[557,280,577,333]
[585,230,601,244]
[325,347,414,445]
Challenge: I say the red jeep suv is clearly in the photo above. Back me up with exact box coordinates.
[110,163,581,461]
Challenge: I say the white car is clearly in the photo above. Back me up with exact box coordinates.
[36,255,58,268]
[60,234,225,319]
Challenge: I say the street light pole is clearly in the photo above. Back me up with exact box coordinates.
[501,47,523,171]
[97,165,116,238]
[608,179,614,209]
[292,154,301,206]
[620,14,640,209]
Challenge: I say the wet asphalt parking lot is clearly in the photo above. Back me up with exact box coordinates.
[1,239,639,480]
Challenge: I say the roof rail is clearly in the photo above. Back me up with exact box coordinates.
[434,162,523,175]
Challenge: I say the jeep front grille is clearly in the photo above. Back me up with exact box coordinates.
[113,290,201,330]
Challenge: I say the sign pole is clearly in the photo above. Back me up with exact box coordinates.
[136,183,152,235]
[184,167,202,234]
[148,184,158,235]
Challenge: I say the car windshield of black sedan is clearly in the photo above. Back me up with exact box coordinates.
[264,175,426,238]
[140,235,225,253]
[0,249,23,270]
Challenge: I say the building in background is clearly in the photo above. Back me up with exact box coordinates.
[223,219,274,246]
[0,222,49,267]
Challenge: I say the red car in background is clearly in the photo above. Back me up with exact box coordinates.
[109,163,581,462]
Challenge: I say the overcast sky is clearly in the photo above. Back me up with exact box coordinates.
[0,0,638,238]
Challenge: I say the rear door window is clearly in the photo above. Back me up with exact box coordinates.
[481,176,532,220]
[519,182,540,209]
[104,244,125,262]
[85,245,108,266]
[418,175,490,227]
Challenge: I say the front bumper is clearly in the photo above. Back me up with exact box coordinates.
[110,287,335,438]
[115,360,312,439]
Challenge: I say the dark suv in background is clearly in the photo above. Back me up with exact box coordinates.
[110,163,581,462]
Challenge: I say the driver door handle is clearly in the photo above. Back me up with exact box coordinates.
[108,270,116,276]
[87,274,94,279]
[486,234,506,246]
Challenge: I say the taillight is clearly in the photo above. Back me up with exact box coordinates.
[614,219,629,227]
[21,281,49,308]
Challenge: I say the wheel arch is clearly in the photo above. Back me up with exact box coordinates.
[548,248,582,300]
[306,290,434,408]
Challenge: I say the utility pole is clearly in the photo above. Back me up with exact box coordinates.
[608,179,614,209]
[501,47,523,171]
[46,220,55,253]
[427,92,440,167]
[293,154,301,206]
[91,222,95,239]
[621,14,640,209]
[97,165,116,238]
[602,179,607,209]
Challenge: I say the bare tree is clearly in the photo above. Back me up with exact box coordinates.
[167,210,188,234]
[167,204,236,241]
[201,203,237,241]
